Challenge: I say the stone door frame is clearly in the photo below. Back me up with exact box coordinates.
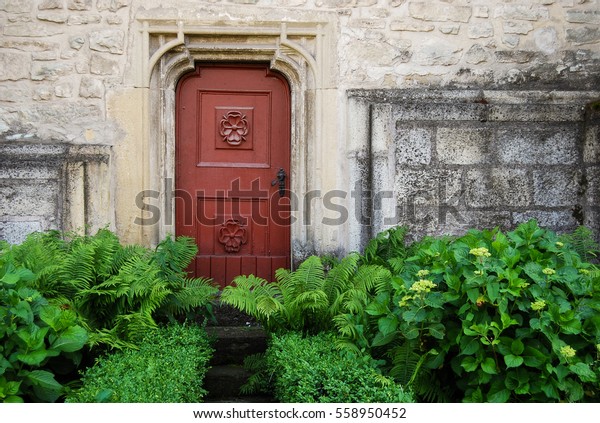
[133,16,338,262]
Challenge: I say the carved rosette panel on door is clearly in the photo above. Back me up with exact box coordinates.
[176,64,291,287]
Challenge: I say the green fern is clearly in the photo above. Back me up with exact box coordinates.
[239,353,272,395]
[560,225,599,262]
[4,229,217,350]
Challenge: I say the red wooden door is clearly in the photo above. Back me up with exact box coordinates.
[175,64,291,287]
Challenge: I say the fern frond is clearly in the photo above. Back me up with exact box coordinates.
[113,312,158,344]
[333,337,362,355]
[323,253,359,305]
[290,290,329,313]
[353,264,392,295]
[560,225,599,262]
[221,274,282,321]
[153,235,198,280]
[342,288,369,314]
[388,342,422,386]
[110,245,148,275]
[162,277,218,315]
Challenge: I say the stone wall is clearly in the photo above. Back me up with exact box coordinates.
[346,91,600,248]
[0,0,599,253]
[0,143,112,243]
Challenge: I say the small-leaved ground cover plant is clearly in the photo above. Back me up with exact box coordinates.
[66,323,213,403]
[264,332,414,403]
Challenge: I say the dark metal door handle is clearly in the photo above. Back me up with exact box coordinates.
[271,168,286,197]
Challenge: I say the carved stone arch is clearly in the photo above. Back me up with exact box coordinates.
[138,19,334,262]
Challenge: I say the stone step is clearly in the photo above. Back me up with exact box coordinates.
[203,326,274,401]
[206,326,268,366]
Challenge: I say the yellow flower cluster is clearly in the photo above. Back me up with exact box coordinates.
[542,267,556,275]
[469,247,491,257]
[416,269,430,278]
[560,345,576,359]
[555,241,564,248]
[474,270,484,276]
[410,279,437,294]
[398,295,413,307]
[531,300,546,311]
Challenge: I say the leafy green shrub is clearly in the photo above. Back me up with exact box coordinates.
[0,258,88,402]
[338,220,600,402]
[4,229,218,349]
[264,332,414,403]
[221,254,391,334]
[66,323,213,403]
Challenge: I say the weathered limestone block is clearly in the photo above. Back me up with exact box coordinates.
[67,0,92,10]
[37,12,68,23]
[106,15,123,25]
[488,104,583,122]
[468,22,494,38]
[474,6,489,18]
[566,26,600,45]
[494,4,549,21]
[412,38,462,66]
[54,82,73,98]
[0,51,31,81]
[32,51,58,61]
[466,168,531,208]
[33,86,53,101]
[31,61,74,81]
[534,27,559,55]
[389,0,406,7]
[409,2,472,23]
[439,24,460,35]
[390,21,435,32]
[0,180,59,217]
[513,211,579,229]
[69,35,85,50]
[0,39,58,52]
[497,126,579,165]
[566,10,600,24]
[585,166,600,206]
[583,108,599,163]
[0,160,61,180]
[314,0,359,7]
[79,76,104,98]
[395,126,432,165]
[503,21,534,35]
[494,50,536,63]
[68,14,102,25]
[394,169,463,207]
[90,53,120,74]
[437,127,493,165]
[394,102,486,121]
[0,82,32,102]
[346,39,412,68]
[89,29,125,54]
[502,34,520,48]
[533,168,583,207]
[465,44,490,64]
[349,19,386,30]
[38,0,64,9]
[0,0,33,13]
[0,221,44,245]
[97,0,130,12]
